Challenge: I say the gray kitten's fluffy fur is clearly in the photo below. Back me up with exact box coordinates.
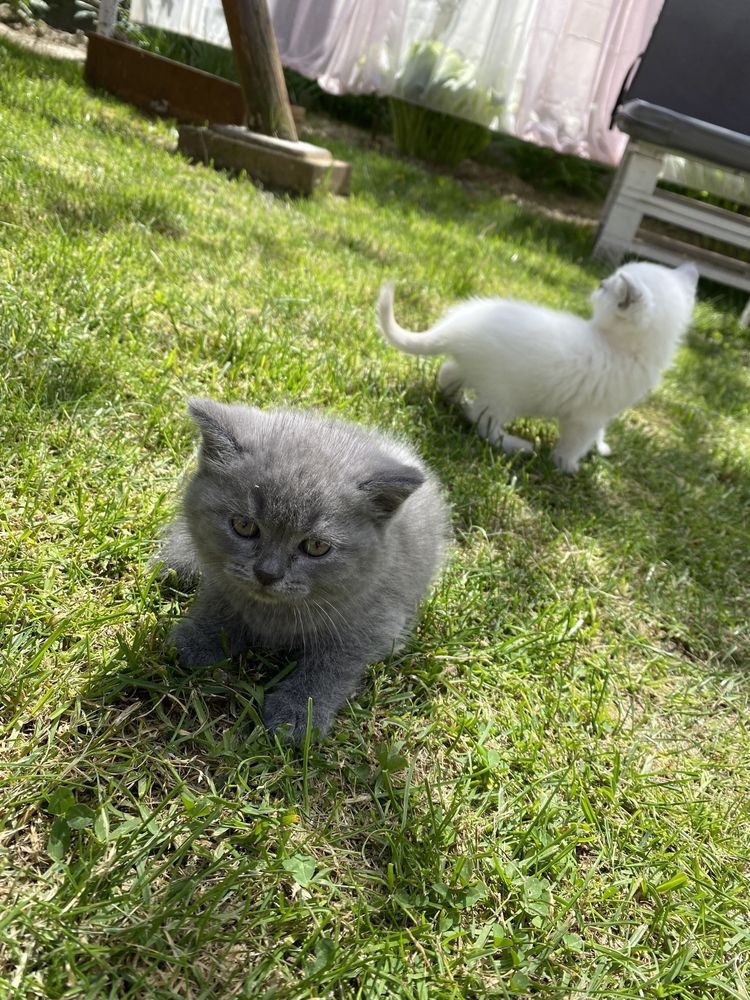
[162,398,449,743]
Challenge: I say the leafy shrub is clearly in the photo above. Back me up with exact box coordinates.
[284,68,391,133]
[390,100,491,167]
[390,41,500,166]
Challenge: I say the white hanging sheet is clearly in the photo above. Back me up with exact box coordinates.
[130,0,670,165]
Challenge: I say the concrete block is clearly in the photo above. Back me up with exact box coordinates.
[177,124,350,196]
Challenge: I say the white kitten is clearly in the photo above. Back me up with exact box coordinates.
[377,261,698,473]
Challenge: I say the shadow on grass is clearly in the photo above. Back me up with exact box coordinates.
[529,424,749,666]
[37,355,113,408]
[680,326,750,418]
[80,601,441,778]
[397,372,750,672]
[347,148,594,262]
[83,613,271,744]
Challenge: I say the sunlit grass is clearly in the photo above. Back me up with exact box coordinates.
[1,37,749,999]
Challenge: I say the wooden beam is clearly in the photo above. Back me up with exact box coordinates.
[84,33,304,130]
[220,0,298,142]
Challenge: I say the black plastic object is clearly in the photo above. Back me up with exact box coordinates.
[615,0,750,135]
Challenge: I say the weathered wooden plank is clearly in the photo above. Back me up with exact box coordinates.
[630,232,750,291]
[84,34,303,129]
[618,189,750,251]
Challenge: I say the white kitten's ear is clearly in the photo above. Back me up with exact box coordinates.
[187,397,245,464]
[615,274,642,310]
[676,261,699,286]
[358,464,425,522]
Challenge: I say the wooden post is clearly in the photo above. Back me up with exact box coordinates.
[97,0,119,36]
[593,141,663,262]
[220,0,298,142]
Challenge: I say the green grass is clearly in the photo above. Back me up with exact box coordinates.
[2,38,750,1000]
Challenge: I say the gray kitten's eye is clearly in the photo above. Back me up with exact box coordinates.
[300,538,331,557]
[231,515,259,538]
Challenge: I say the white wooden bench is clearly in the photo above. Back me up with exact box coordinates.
[594,100,750,325]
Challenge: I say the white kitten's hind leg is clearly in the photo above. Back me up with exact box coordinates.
[462,398,502,446]
[553,419,601,474]
[595,428,612,457]
[462,399,533,454]
[437,358,463,399]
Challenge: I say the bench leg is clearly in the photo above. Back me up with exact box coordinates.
[593,141,664,263]
[741,299,750,327]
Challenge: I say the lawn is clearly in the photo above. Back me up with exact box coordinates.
[1,37,749,1000]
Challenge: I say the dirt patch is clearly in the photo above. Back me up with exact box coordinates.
[301,112,603,227]
[0,4,86,61]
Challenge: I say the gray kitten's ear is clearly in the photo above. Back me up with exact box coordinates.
[187,397,245,464]
[358,464,425,522]
[615,274,642,310]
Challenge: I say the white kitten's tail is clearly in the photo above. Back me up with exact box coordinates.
[377,282,446,356]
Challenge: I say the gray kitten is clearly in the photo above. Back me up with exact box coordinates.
[162,398,450,744]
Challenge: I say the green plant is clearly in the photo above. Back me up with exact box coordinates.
[285,68,392,134]
[390,40,500,166]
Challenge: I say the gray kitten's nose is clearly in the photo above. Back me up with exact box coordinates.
[254,565,283,586]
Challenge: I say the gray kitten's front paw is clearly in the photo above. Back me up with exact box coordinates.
[168,619,227,667]
[262,684,335,746]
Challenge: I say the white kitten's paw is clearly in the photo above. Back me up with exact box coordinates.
[552,451,580,474]
[596,439,612,457]
[477,423,504,448]
[501,433,534,456]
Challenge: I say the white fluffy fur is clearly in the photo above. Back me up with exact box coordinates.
[377,261,699,472]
